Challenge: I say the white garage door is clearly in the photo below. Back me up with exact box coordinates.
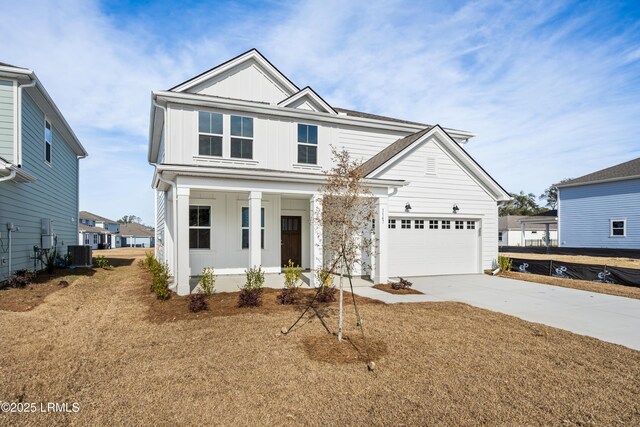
[388,218,479,277]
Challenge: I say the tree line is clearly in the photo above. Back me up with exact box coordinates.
[499,179,571,216]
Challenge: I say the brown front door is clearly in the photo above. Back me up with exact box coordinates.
[281,216,302,267]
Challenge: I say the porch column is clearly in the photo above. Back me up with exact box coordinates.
[176,186,191,295]
[249,191,262,268]
[310,194,323,286]
[520,223,525,247]
[374,196,388,284]
[545,223,551,248]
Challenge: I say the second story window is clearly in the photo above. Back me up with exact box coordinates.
[297,124,318,164]
[231,115,253,159]
[198,111,223,156]
[44,119,52,164]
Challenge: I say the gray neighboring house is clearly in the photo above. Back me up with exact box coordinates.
[78,211,120,249]
[557,157,640,248]
[0,62,87,281]
[119,223,155,248]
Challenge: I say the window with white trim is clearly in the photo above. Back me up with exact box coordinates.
[442,220,451,229]
[429,220,438,229]
[44,119,52,164]
[93,234,98,244]
[611,219,626,237]
[455,220,464,229]
[388,219,396,229]
[297,124,317,164]
[231,115,253,159]
[401,219,411,229]
[498,231,503,242]
[198,111,223,156]
[189,206,211,249]
[242,207,265,249]
[467,221,475,230]
[414,220,424,229]
[84,234,89,245]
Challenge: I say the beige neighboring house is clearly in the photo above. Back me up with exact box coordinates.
[119,223,155,248]
[499,213,558,247]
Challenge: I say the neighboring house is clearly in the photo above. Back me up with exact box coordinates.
[498,214,558,247]
[557,157,640,248]
[119,223,155,248]
[0,62,87,281]
[78,211,120,250]
[148,49,510,295]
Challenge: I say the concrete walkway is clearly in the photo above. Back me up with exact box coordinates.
[352,274,640,351]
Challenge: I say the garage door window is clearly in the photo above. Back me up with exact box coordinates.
[401,219,411,229]
[455,221,464,229]
[414,220,424,229]
[388,219,396,229]
[467,221,475,229]
[442,220,451,229]
[429,220,438,229]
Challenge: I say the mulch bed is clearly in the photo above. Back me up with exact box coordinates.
[373,284,423,295]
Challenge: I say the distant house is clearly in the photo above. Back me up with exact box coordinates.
[498,213,558,247]
[0,62,87,281]
[557,157,640,248]
[119,223,155,248]
[78,211,120,249]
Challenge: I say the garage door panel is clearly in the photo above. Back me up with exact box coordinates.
[388,219,478,277]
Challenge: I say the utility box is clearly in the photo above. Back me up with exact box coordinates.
[68,245,92,267]
[41,235,54,250]
[41,218,53,250]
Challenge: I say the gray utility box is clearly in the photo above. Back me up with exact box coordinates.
[41,218,53,250]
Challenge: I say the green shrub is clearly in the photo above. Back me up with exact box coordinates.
[197,267,216,296]
[283,259,301,289]
[95,255,111,269]
[151,261,170,300]
[238,266,264,307]
[45,250,57,274]
[498,255,512,272]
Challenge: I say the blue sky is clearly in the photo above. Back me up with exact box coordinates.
[1,0,639,224]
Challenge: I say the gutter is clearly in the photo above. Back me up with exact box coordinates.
[555,174,640,189]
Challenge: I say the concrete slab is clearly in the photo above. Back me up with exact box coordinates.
[351,274,640,351]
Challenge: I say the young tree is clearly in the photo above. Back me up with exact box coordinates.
[539,178,572,209]
[499,191,547,216]
[313,147,376,342]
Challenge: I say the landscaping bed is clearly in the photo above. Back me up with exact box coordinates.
[1,248,639,426]
[373,283,423,295]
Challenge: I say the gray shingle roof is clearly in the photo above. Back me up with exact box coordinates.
[357,127,433,176]
[498,215,558,231]
[79,223,113,234]
[119,223,155,237]
[557,157,640,187]
[334,107,430,127]
[79,211,117,224]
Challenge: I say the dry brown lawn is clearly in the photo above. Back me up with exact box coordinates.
[501,252,640,269]
[1,248,639,426]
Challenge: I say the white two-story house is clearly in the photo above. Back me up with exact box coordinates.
[148,49,510,295]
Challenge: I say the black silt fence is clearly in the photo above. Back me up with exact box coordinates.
[509,258,640,288]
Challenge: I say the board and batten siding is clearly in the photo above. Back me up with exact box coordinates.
[372,136,499,271]
[0,92,79,281]
[558,179,640,248]
[0,79,15,162]
[155,189,166,263]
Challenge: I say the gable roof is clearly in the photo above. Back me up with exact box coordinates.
[79,211,117,224]
[359,125,510,201]
[499,215,557,231]
[277,86,337,114]
[119,223,155,237]
[556,157,640,188]
[79,223,114,234]
[335,107,430,127]
[169,49,299,95]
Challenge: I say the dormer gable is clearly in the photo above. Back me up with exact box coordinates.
[170,49,299,104]
[277,86,337,114]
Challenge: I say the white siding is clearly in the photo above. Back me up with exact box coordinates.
[155,189,166,262]
[373,136,499,271]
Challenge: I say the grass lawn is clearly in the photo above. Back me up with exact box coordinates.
[1,248,639,426]
[500,252,640,300]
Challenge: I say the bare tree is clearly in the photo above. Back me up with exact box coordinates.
[312,147,376,341]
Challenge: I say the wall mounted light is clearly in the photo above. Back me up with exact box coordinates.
[405,203,412,211]
[453,204,460,214]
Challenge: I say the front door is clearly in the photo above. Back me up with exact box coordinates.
[281,216,302,267]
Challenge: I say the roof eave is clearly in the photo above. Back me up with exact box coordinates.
[556,175,640,189]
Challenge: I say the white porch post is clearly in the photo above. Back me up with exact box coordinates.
[545,223,551,248]
[520,223,525,247]
[176,186,191,295]
[249,191,262,269]
[310,194,323,286]
[374,196,388,284]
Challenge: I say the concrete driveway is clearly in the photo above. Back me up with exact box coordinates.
[352,274,640,351]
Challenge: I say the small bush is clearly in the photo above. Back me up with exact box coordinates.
[152,261,170,300]
[276,287,297,305]
[238,266,264,307]
[45,250,57,274]
[188,294,207,312]
[391,277,413,290]
[7,275,30,289]
[316,267,334,288]
[283,259,301,289]
[95,255,111,269]
[197,267,216,295]
[498,255,512,272]
[317,285,337,303]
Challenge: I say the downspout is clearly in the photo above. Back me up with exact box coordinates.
[149,99,178,279]
[17,77,37,167]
